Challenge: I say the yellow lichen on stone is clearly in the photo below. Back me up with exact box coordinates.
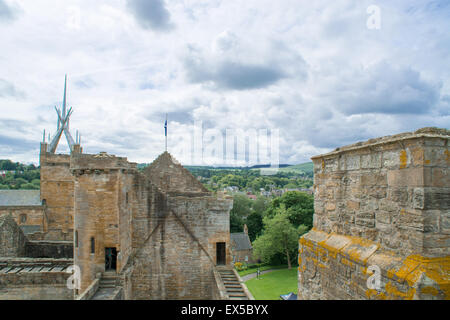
[341,257,353,267]
[385,281,416,300]
[399,150,408,169]
[420,286,439,296]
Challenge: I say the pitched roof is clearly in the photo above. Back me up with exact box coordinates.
[231,232,252,251]
[0,190,42,206]
[144,152,209,193]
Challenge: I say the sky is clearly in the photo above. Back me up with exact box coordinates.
[0,0,449,166]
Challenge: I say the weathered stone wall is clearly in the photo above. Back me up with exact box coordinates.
[0,258,73,300]
[0,272,72,300]
[72,151,232,299]
[40,143,75,241]
[144,152,209,193]
[71,152,134,293]
[231,249,255,264]
[298,128,449,300]
[0,206,46,236]
[0,215,27,257]
[125,192,232,300]
[25,241,73,258]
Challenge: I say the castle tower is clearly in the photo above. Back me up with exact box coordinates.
[39,75,82,241]
[71,152,137,293]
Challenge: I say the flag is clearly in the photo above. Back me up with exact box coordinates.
[164,118,167,137]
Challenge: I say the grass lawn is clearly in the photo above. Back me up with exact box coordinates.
[237,264,287,277]
[245,268,298,300]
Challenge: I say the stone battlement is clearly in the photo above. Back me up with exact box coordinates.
[298,128,449,300]
[70,152,137,171]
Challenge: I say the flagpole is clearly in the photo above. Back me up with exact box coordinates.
[165,113,168,152]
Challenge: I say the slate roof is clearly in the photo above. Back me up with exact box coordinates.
[0,190,42,206]
[20,225,42,234]
[230,232,252,251]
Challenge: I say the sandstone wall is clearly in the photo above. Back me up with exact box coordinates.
[25,241,73,259]
[0,272,72,300]
[71,153,133,293]
[40,143,75,241]
[298,128,449,300]
[0,206,46,235]
[72,151,232,300]
[125,192,232,300]
[0,215,27,257]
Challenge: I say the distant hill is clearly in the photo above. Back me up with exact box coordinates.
[278,162,314,175]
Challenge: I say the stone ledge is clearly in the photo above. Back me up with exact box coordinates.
[312,128,449,160]
[298,228,449,300]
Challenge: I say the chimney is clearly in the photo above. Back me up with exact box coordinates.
[243,224,248,235]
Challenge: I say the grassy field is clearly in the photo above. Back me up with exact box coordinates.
[245,268,298,300]
[278,162,314,175]
[237,265,287,277]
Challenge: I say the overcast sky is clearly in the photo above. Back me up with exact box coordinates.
[0,0,449,166]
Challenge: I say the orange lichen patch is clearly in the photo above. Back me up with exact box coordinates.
[367,249,404,281]
[399,150,408,169]
[389,255,421,285]
[360,266,368,275]
[321,159,325,170]
[388,255,450,299]
[318,233,352,259]
[420,286,439,296]
[425,160,431,164]
[445,149,450,164]
[341,236,380,266]
[365,289,387,300]
[385,281,415,300]
[341,257,354,267]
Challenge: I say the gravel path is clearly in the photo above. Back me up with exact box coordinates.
[240,269,276,282]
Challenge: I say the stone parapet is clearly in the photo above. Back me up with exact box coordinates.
[299,128,449,300]
[298,228,449,300]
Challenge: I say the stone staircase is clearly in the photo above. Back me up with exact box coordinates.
[91,272,121,300]
[99,272,118,289]
[216,267,249,300]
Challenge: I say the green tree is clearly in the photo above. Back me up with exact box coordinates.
[230,211,245,233]
[230,194,252,218]
[245,211,263,242]
[265,191,314,229]
[253,208,299,269]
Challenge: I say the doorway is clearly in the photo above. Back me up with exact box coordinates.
[105,247,117,271]
[216,242,226,265]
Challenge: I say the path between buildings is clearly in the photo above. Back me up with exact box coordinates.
[240,269,277,282]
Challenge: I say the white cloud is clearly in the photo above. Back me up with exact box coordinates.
[0,0,449,165]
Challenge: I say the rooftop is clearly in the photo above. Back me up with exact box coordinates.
[0,190,42,206]
[231,232,252,251]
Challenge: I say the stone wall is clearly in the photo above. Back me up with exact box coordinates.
[120,152,232,300]
[71,151,233,300]
[25,241,73,259]
[298,128,449,300]
[144,152,209,193]
[71,152,135,293]
[0,215,27,257]
[125,193,232,300]
[0,206,46,236]
[40,143,75,241]
[0,272,72,300]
